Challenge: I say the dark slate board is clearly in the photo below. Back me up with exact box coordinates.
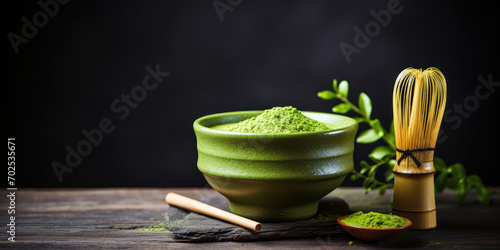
[165,195,352,242]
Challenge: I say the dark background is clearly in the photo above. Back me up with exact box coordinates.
[5,0,500,187]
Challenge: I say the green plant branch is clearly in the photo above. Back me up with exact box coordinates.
[318,79,494,205]
[351,168,392,188]
[335,94,363,116]
[335,93,395,149]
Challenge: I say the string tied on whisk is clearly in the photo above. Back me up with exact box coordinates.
[396,148,435,167]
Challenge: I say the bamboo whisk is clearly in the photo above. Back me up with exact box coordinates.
[392,67,447,230]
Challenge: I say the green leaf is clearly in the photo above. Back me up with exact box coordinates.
[317,90,336,100]
[338,80,349,98]
[369,181,378,190]
[477,186,491,205]
[358,92,372,119]
[365,179,377,194]
[368,165,377,177]
[433,157,447,172]
[435,171,448,193]
[360,160,370,168]
[382,133,396,150]
[369,119,385,135]
[379,185,388,195]
[369,146,395,162]
[363,178,371,189]
[332,79,339,92]
[350,174,360,181]
[446,176,459,190]
[387,159,397,169]
[450,163,467,179]
[332,103,351,114]
[389,120,394,136]
[385,170,394,182]
[360,161,370,174]
[464,177,472,191]
[455,182,469,205]
[384,120,396,150]
[446,164,466,190]
[466,174,483,188]
[356,128,383,143]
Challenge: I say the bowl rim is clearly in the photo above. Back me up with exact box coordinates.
[337,214,413,231]
[193,110,358,137]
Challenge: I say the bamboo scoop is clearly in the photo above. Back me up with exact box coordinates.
[165,192,262,232]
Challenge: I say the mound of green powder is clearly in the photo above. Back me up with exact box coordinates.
[341,211,408,229]
[225,106,331,133]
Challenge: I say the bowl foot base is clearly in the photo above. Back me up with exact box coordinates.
[229,201,319,222]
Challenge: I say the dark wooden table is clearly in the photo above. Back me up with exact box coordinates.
[1,187,499,249]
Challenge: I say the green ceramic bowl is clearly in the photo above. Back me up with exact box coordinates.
[193,111,358,222]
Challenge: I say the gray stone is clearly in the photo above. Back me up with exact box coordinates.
[165,195,352,242]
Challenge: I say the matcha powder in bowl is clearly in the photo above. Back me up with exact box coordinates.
[225,106,332,133]
[337,211,411,242]
[341,211,408,229]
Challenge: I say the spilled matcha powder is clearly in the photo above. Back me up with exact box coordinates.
[226,106,331,133]
[341,211,408,229]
